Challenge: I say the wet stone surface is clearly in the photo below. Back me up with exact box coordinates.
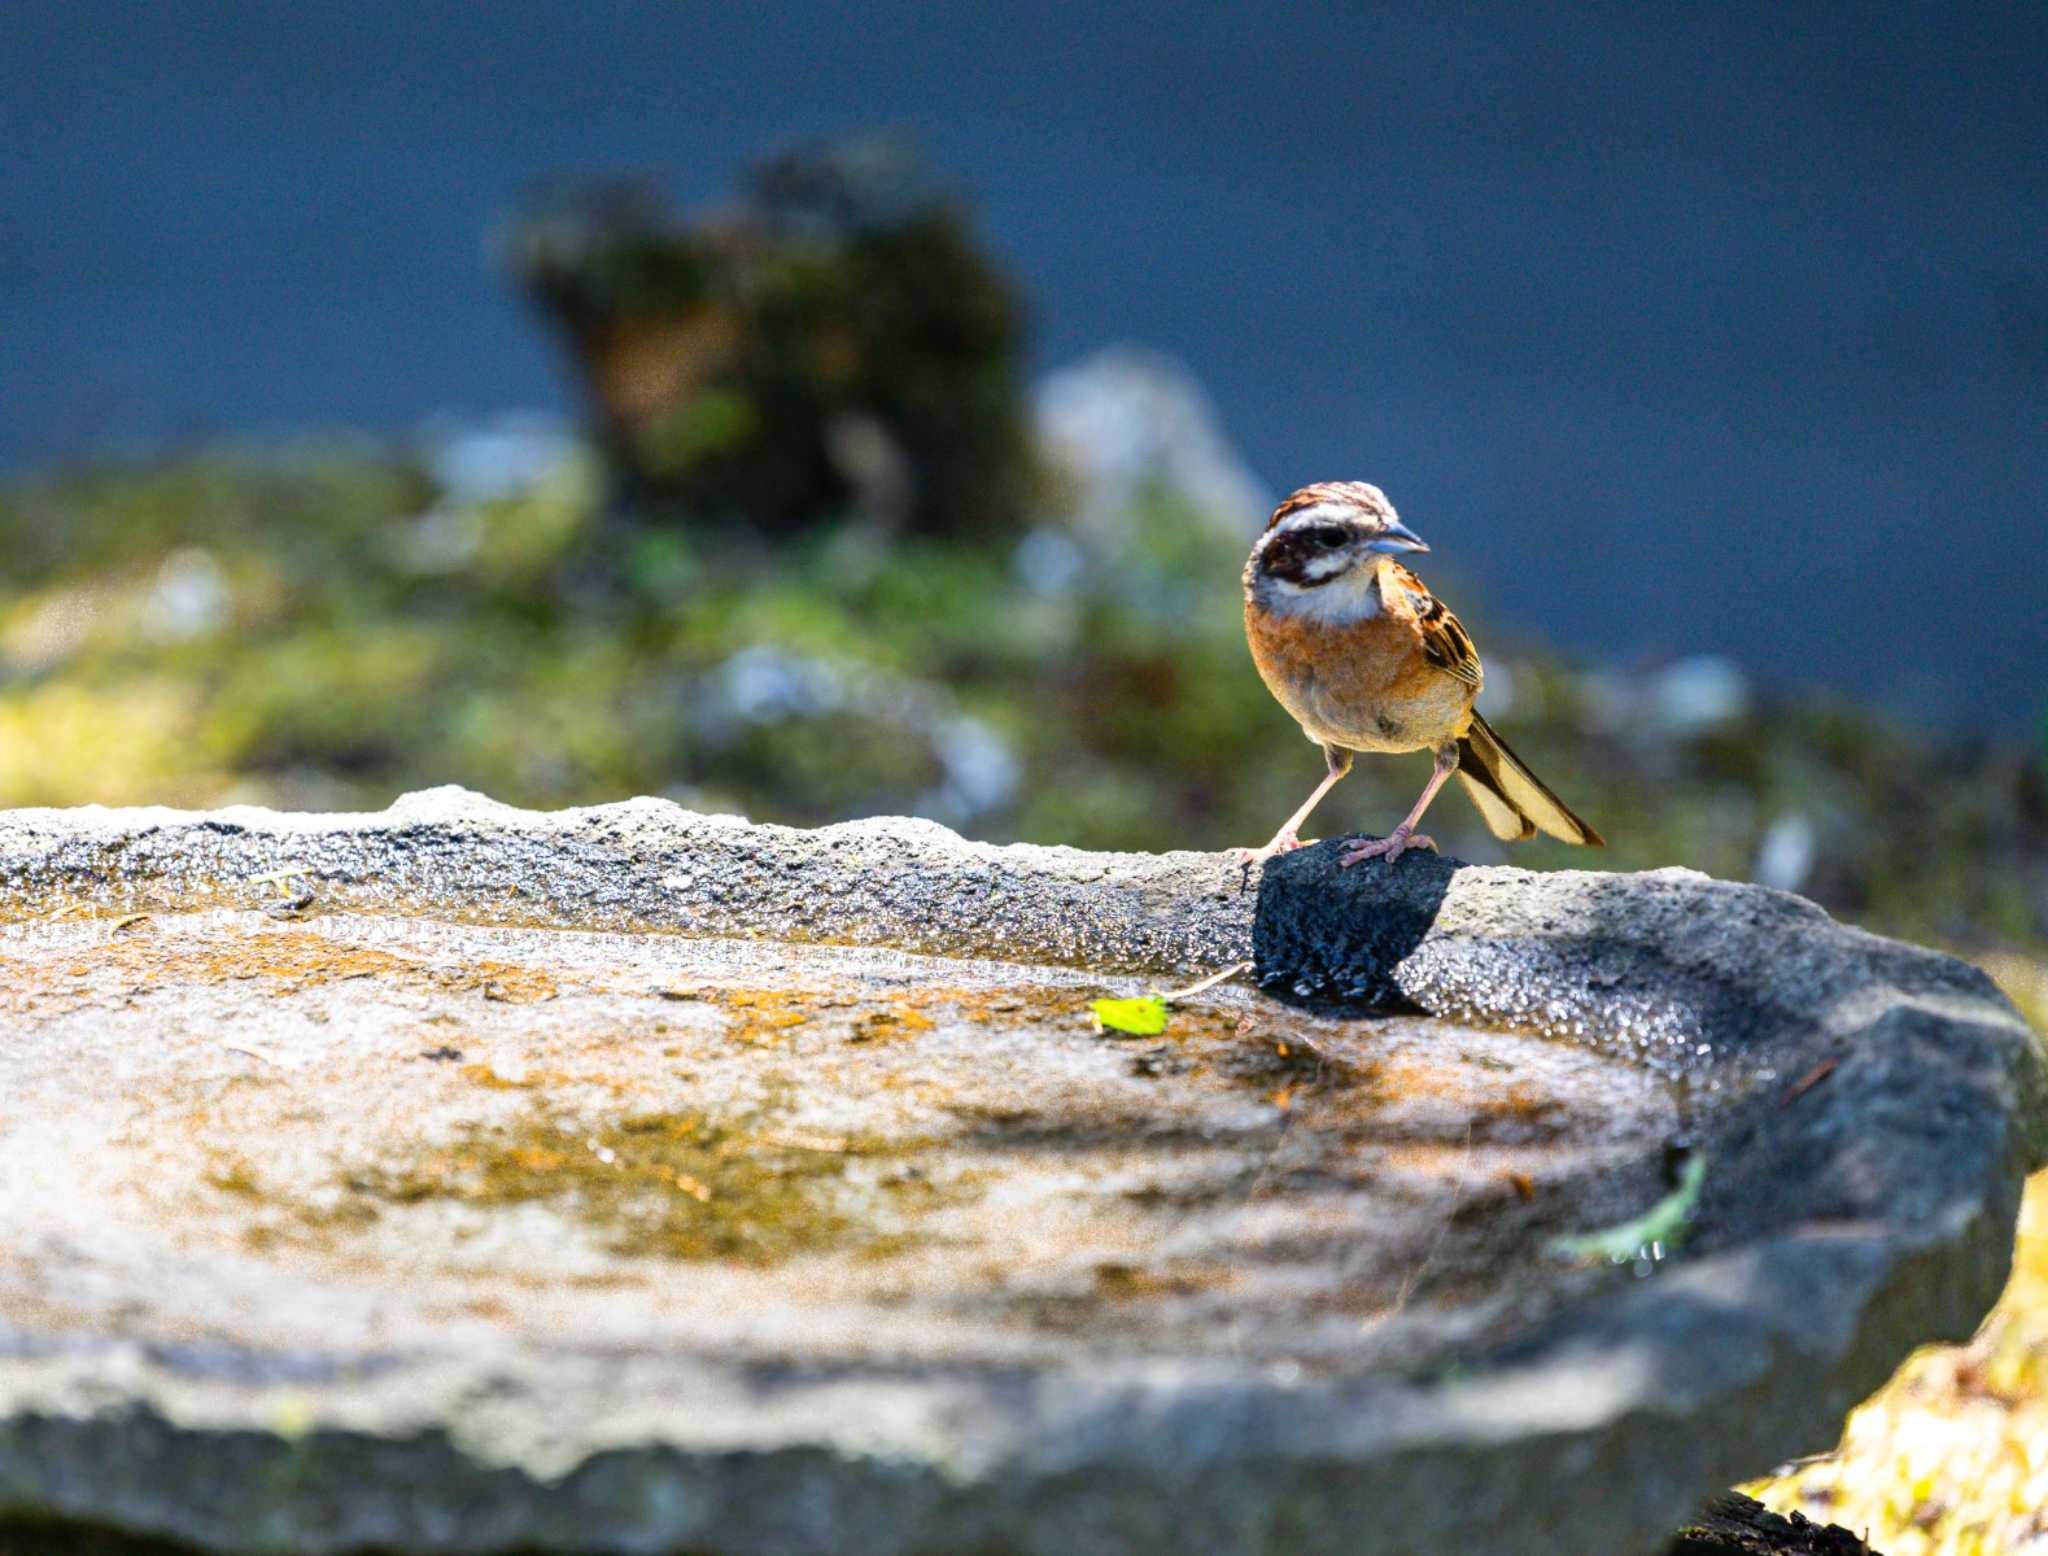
[0,789,2040,1556]
[0,910,1681,1386]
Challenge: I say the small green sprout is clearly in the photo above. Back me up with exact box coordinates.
[1550,1152,1707,1264]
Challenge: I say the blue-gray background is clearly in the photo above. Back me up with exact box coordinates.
[4,3,2043,727]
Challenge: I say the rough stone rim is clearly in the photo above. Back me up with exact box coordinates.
[0,787,2040,1556]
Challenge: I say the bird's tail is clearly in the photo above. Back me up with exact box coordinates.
[1455,713,1605,846]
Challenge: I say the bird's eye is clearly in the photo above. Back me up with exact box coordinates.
[1312,525,1348,549]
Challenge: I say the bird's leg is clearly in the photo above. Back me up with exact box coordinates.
[1339,743,1458,866]
[1235,746,1353,866]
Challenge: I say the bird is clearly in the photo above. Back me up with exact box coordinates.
[1239,480,1603,867]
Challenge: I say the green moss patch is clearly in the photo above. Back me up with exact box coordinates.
[326,1103,968,1266]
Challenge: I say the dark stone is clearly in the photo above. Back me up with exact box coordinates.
[1252,837,1459,1007]
[1664,1492,1881,1555]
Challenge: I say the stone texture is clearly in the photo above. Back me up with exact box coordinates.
[0,789,2038,1556]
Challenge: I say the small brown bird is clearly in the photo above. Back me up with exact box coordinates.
[1239,481,1603,866]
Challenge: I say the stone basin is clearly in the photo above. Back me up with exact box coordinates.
[0,787,2040,1556]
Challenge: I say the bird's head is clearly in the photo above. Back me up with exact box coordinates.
[1245,482,1428,607]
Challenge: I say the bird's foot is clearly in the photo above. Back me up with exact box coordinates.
[1231,831,1304,868]
[1337,828,1436,867]
[1232,831,1312,889]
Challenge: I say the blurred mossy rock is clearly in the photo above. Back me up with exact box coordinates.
[503,140,1033,538]
[1032,344,1271,552]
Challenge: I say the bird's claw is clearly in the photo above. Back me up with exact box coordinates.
[1230,832,1303,868]
[1337,830,1435,867]
[1232,832,1310,891]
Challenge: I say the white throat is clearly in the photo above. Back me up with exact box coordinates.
[1254,559,1385,624]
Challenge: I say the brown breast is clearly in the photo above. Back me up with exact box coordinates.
[1245,601,1475,754]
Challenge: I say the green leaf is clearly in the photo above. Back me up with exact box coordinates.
[1549,1152,1707,1264]
[1090,996,1169,1037]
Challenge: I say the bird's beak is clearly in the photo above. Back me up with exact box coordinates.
[1367,521,1429,555]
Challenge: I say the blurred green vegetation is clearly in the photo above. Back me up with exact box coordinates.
[0,443,2042,959]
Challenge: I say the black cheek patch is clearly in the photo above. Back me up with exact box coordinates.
[1260,530,1338,587]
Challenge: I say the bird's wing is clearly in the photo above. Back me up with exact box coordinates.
[1383,563,1483,688]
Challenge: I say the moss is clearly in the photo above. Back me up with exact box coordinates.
[203,1156,265,1199]
[1091,1261,1235,1300]
[0,926,560,1005]
[149,973,1106,1271]
[198,1088,973,1269]
[326,1101,969,1266]
[671,982,1072,1047]
[709,987,824,1047]
[459,1063,536,1091]
[848,1002,938,1043]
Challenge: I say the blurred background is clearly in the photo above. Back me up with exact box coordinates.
[3,5,2048,1548]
